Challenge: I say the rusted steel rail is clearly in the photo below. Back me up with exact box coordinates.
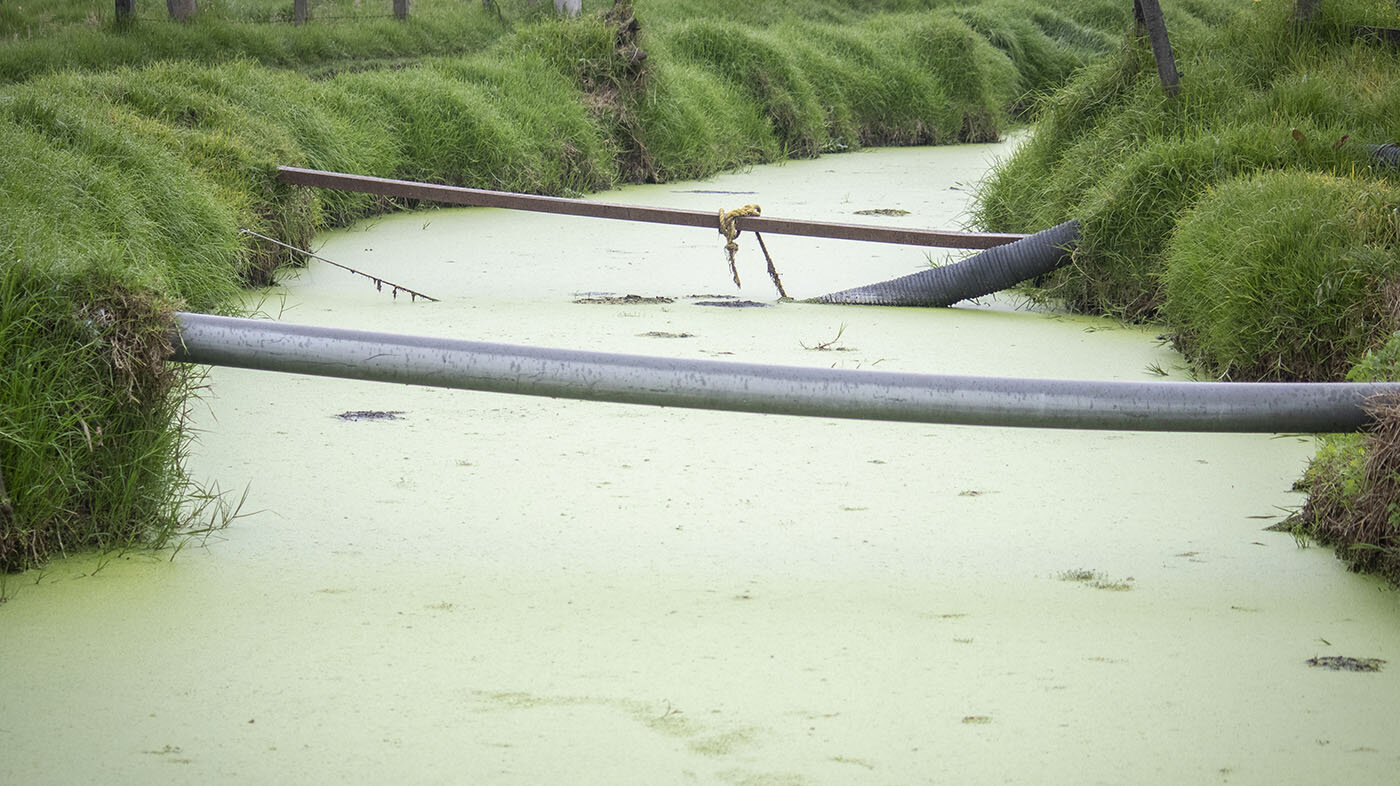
[276,166,1026,250]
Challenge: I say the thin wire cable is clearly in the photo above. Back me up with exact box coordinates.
[240,229,439,303]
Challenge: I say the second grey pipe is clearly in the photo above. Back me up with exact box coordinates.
[171,312,1400,433]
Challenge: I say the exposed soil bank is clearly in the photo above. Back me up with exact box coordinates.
[3,142,1399,785]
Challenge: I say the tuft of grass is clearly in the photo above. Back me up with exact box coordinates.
[0,266,230,573]
[974,0,1400,322]
[1162,171,1400,381]
[630,50,779,181]
[1291,394,1400,585]
[0,0,515,84]
[662,19,831,158]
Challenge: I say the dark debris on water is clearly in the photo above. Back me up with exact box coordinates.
[693,300,770,308]
[573,294,675,305]
[335,410,406,422]
[1306,656,1386,672]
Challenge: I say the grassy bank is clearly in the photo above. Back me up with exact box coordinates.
[0,1,516,83]
[975,0,1400,580]
[0,0,1233,574]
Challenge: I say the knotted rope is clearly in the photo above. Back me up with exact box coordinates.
[718,205,788,298]
[718,204,761,287]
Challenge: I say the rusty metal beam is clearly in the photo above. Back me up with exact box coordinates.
[276,166,1026,250]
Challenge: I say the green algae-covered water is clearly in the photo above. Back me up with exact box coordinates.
[4,140,1400,785]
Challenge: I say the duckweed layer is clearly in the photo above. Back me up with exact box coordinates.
[1,0,1222,572]
[974,0,1400,580]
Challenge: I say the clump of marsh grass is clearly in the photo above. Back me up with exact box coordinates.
[1290,331,1400,578]
[1291,394,1400,585]
[663,19,830,158]
[0,266,234,573]
[0,0,513,84]
[1162,171,1400,381]
[974,0,1400,321]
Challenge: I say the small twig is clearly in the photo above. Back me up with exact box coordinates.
[240,229,439,303]
[657,700,683,720]
[753,231,788,299]
[801,324,855,352]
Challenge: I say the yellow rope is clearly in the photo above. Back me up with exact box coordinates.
[718,204,761,288]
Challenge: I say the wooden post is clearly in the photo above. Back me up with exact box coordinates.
[1133,0,1180,98]
[294,0,309,24]
[393,0,408,20]
[0,462,12,528]
[167,0,197,22]
[115,0,135,22]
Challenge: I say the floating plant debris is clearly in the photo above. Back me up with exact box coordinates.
[1306,656,1386,672]
[335,410,406,422]
[573,294,675,305]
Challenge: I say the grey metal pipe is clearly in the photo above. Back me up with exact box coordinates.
[171,312,1400,433]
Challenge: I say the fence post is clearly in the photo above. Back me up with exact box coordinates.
[115,0,135,23]
[393,0,408,20]
[0,462,12,529]
[1133,0,1180,98]
[294,0,309,24]
[167,0,197,22]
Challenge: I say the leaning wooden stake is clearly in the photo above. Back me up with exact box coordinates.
[0,462,12,526]
[1134,0,1180,98]
[167,0,197,22]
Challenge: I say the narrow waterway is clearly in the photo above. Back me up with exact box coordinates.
[4,140,1400,785]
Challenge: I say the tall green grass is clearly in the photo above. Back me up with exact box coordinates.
[975,0,1400,321]
[0,1,517,84]
[0,104,242,569]
[1162,171,1400,380]
[0,265,206,572]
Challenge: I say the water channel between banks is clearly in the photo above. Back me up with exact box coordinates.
[3,140,1400,785]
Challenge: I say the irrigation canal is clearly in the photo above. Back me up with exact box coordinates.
[3,139,1400,785]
